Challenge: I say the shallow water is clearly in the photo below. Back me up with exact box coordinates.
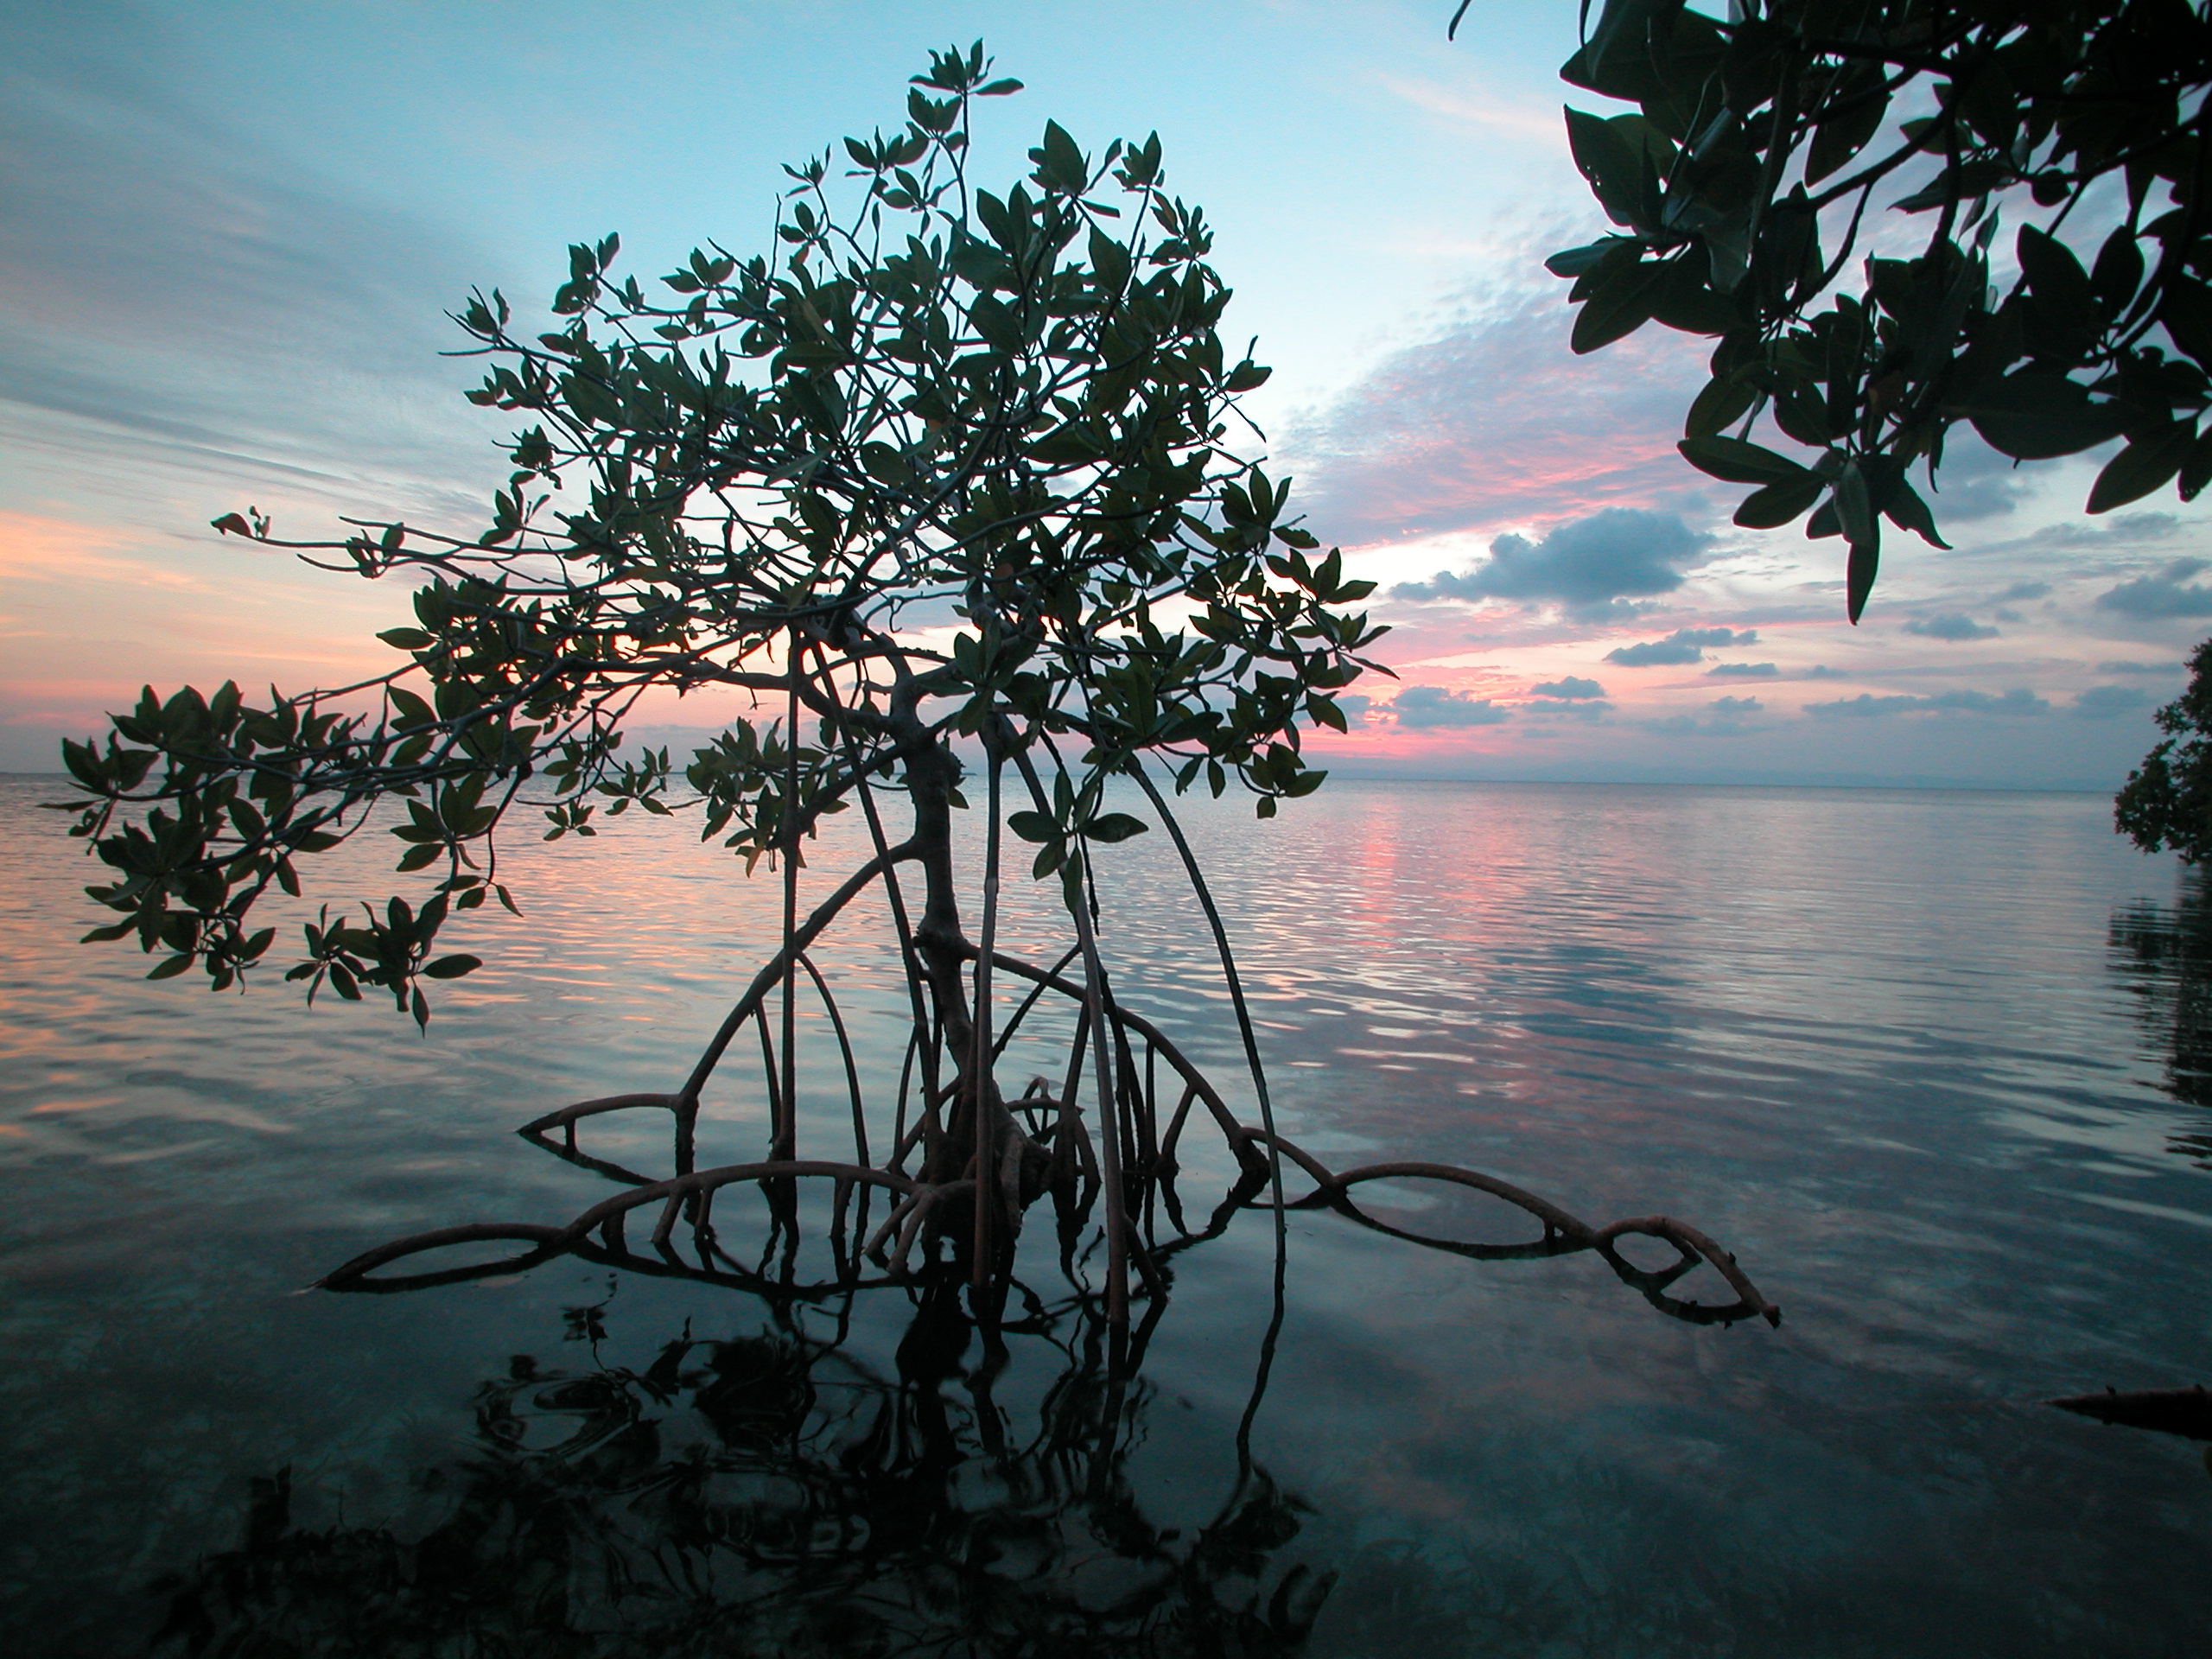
[3,773,2209,1656]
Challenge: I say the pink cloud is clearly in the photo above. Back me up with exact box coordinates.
[1282,289,1718,546]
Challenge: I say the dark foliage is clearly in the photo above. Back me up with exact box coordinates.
[2117,638,2212,861]
[52,44,1382,1024]
[1479,0,2212,621]
[149,1290,1334,1658]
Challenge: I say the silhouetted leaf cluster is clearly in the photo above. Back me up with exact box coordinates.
[56,42,1383,1021]
[1489,0,2212,620]
[2118,639,2212,863]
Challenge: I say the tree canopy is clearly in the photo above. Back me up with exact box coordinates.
[1479,0,2212,622]
[2116,639,2212,856]
[56,42,1383,1027]
[48,37,1783,1343]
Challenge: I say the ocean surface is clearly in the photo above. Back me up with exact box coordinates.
[3,772,2209,1656]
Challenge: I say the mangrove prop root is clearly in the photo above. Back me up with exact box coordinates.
[318,904,1780,1324]
[1239,1136,1782,1328]
[323,1122,1781,1325]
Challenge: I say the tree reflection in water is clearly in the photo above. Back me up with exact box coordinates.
[148,1135,1783,1656]
[149,879,1784,1656]
[2109,872,2212,1166]
[152,1274,1331,1657]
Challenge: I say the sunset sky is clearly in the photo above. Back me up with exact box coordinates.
[7,0,2211,788]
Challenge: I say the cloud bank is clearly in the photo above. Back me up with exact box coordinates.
[2096,558,2212,619]
[0,3,510,528]
[1805,689,2051,718]
[1605,626,1758,667]
[1391,507,1708,613]
[2074,685,2154,718]
[1390,686,1512,728]
[1284,290,1708,545]
[1903,613,2000,640]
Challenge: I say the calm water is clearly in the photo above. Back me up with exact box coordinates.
[3,773,2209,1655]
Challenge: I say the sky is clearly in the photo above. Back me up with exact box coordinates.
[5,0,2209,790]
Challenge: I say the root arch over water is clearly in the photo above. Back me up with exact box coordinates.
[319,842,1782,1334]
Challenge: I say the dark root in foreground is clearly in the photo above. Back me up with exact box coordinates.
[320,909,1780,1334]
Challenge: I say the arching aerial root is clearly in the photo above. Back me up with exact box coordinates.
[1231,1133,1780,1327]
[319,1120,1780,1327]
[318,938,1777,1326]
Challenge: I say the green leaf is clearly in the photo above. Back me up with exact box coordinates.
[1678,435,1815,486]
[1732,474,1826,529]
[1806,84,1890,185]
[1834,461,1877,551]
[1571,258,1664,353]
[2017,226,2095,319]
[1564,109,1654,232]
[1031,423,1103,465]
[2092,224,2146,318]
[1006,809,1058,842]
[1880,474,1952,549]
[1082,811,1148,842]
[1034,119,1086,194]
[1648,262,1738,336]
[376,628,435,651]
[388,687,435,728]
[1955,371,2125,461]
[423,954,483,979]
[2088,423,2196,513]
[2160,277,2212,370]
[146,953,194,981]
[1847,536,1880,626]
[2181,430,2212,502]
[968,294,1025,354]
[1545,238,1634,278]
[1683,372,1758,439]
